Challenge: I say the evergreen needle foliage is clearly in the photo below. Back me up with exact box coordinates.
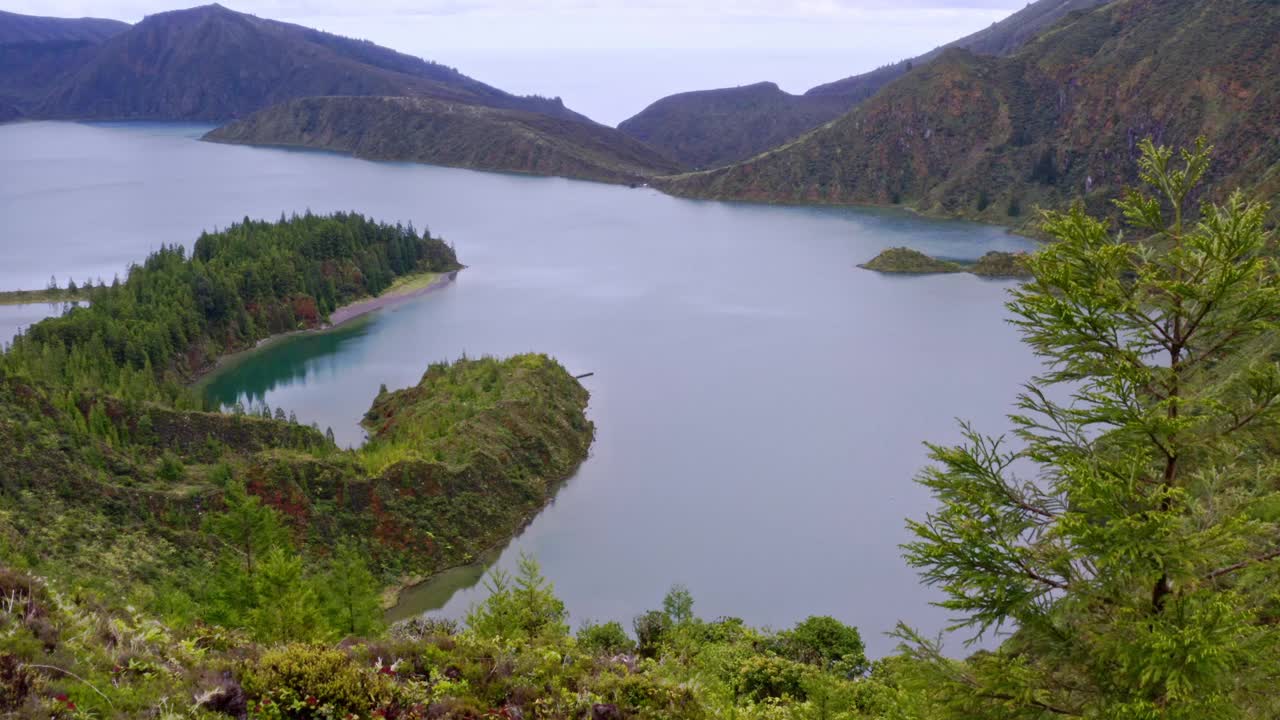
[901,139,1280,718]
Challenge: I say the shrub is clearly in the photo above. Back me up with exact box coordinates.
[595,672,706,719]
[632,611,670,659]
[157,452,184,482]
[777,616,868,676]
[241,644,389,713]
[734,655,812,702]
[578,621,635,656]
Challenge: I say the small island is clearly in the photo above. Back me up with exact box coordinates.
[858,247,964,274]
[859,247,1032,278]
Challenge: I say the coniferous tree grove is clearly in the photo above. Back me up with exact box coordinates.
[1,212,459,405]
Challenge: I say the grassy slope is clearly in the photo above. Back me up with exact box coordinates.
[0,562,901,719]
[0,11,128,115]
[0,353,592,599]
[617,0,1110,170]
[658,0,1280,228]
[206,95,684,184]
[0,10,127,44]
[29,4,585,123]
[617,82,853,170]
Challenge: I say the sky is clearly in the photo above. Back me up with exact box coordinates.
[6,0,1031,125]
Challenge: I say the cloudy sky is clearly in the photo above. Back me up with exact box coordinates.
[7,0,1030,123]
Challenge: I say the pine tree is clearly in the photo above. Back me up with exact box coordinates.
[207,482,289,577]
[318,543,384,637]
[466,553,567,644]
[900,140,1280,718]
[249,547,326,643]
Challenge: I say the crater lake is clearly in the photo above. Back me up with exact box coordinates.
[0,121,1039,654]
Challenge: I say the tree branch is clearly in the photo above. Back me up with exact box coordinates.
[1206,547,1280,581]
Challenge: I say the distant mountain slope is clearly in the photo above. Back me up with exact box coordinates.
[0,10,129,119]
[619,0,1109,169]
[617,82,850,170]
[30,3,585,122]
[658,0,1279,225]
[205,95,684,185]
[806,0,1109,98]
[0,9,127,44]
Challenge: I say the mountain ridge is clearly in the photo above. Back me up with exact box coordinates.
[4,3,588,123]
[0,9,127,45]
[617,0,1111,169]
[0,9,130,118]
[657,0,1280,227]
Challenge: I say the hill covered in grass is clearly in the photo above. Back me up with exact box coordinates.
[206,95,684,184]
[658,0,1280,227]
[7,4,583,123]
[617,82,851,170]
[0,9,128,120]
[617,0,1109,169]
[0,9,126,44]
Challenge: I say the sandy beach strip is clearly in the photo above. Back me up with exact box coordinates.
[327,270,457,327]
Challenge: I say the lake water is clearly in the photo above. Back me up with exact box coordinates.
[0,121,1038,654]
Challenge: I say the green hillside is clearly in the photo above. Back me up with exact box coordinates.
[9,4,582,123]
[618,0,1109,170]
[206,95,684,185]
[659,0,1280,227]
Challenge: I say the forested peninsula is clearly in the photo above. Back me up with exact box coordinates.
[0,212,594,648]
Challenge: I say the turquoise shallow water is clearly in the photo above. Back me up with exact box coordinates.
[0,121,1038,654]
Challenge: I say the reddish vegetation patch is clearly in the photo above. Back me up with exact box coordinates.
[292,295,320,326]
[248,478,312,524]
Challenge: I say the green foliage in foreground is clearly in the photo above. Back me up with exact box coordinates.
[902,139,1280,717]
[0,561,902,719]
[5,139,1277,719]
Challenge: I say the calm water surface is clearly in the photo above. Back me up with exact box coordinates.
[0,122,1039,654]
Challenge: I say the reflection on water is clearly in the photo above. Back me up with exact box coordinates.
[0,302,85,349]
[385,548,503,624]
[201,318,376,444]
